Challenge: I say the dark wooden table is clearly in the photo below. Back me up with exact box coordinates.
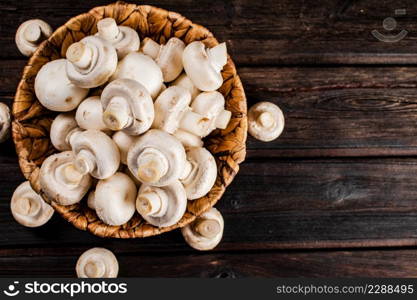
[2,0,417,277]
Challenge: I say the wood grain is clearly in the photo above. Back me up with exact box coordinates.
[2,247,417,277]
[3,159,417,250]
[2,0,417,64]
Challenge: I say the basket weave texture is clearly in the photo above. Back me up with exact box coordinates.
[12,1,247,238]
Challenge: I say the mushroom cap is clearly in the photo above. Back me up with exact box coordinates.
[76,247,118,278]
[248,101,285,142]
[171,73,200,99]
[153,86,191,134]
[66,36,118,88]
[182,41,225,91]
[35,59,89,112]
[181,207,224,251]
[75,96,108,131]
[112,26,140,59]
[111,52,163,98]
[156,37,185,82]
[192,91,225,119]
[15,19,52,56]
[156,83,167,98]
[181,147,217,200]
[94,172,137,226]
[39,151,92,205]
[173,129,203,149]
[70,130,120,179]
[10,181,54,227]
[0,102,11,143]
[112,131,138,165]
[101,78,154,135]
[96,18,140,59]
[137,180,187,228]
[50,113,78,151]
[127,129,187,187]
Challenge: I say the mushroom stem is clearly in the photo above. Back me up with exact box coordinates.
[65,128,82,147]
[74,149,96,175]
[179,160,193,181]
[137,192,162,216]
[66,42,93,69]
[14,197,41,217]
[102,96,132,131]
[215,109,232,130]
[257,111,275,128]
[179,110,210,137]
[193,218,221,238]
[61,163,84,185]
[24,25,42,43]
[207,42,227,72]
[84,260,106,278]
[136,148,169,184]
[97,18,121,41]
[141,38,160,60]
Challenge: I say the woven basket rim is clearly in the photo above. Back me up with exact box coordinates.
[12,1,247,238]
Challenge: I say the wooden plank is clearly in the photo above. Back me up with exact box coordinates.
[1,248,417,277]
[246,88,417,158]
[2,0,417,64]
[241,66,417,157]
[2,159,417,250]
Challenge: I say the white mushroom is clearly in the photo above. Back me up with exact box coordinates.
[101,78,154,134]
[75,96,108,131]
[173,129,203,149]
[50,113,78,151]
[66,36,118,88]
[191,91,232,137]
[10,181,54,227]
[35,59,89,112]
[181,207,224,251]
[112,131,137,165]
[0,103,11,143]
[171,73,200,99]
[248,102,285,142]
[15,19,52,57]
[153,86,209,137]
[136,180,186,228]
[127,129,187,187]
[111,52,163,99]
[180,147,217,200]
[96,18,140,59]
[76,248,118,278]
[182,41,227,91]
[94,172,137,226]
[87,191,96,210]
[69,130,120,179]
[142,37,185,82]
[39,151,92,205]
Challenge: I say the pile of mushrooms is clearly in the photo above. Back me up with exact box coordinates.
[9,16,288,278]
[11,17,235,254]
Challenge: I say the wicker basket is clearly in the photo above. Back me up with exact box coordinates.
[12,1,247,238]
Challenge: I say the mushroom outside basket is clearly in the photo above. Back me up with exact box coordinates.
[12,1,247,238]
